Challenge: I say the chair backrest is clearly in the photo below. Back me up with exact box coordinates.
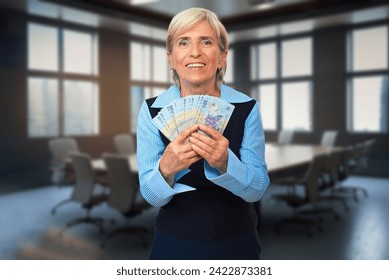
[324,149,344,186]
[360,138,376,169]
[277,130,294,145]
[348,139,376,171]
[320,130,338,147]
[113,134,135,155]
[103,153,138,213]
[337,145,356,179]
[304,154,329,203]
[48,138,79,184]
[49,138,79,162]
[69,152,96,204]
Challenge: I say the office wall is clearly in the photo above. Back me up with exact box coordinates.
[313,26,389,177]
[0,7,388,193]
[0,9,42,190]
[317,27,389,176]
[0,8,131,191]
[314,27,347,133]
[233,26,389,177]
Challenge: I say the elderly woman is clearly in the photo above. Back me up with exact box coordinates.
[137,7,269,260]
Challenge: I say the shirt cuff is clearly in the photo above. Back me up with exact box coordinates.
[148,160,195,200]
[204,149,246,188]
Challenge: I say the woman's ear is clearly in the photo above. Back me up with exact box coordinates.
[218,50,228,69]
[167,52,175,70]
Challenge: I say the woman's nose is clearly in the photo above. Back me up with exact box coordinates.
[190,43,201,57]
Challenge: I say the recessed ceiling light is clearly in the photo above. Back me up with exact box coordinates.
[129,0,160,5]
[248,0,275,10]
[247,0,275,5]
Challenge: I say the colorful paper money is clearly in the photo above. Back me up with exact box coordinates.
[152,95,235,141]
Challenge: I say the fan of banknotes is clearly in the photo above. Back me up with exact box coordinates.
[152,95,235,141]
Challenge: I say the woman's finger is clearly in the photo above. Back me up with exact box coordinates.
[174,124,199,144]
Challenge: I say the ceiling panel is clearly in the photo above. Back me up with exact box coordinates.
[1,0,389,42]
[113,0,313,18]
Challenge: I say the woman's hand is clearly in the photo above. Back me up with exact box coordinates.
[189,124,229,174]
[159,124,202,185]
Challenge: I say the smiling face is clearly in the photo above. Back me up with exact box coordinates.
[168,20,227,97]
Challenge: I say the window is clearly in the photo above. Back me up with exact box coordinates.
[251,43,277,80]
[348,76,388,132]
[282,81,312,131]
[347,26,388,133]
[252,84,277,130]
[63,30,98,74]
[28,78,59,137]
[261,43,277,79]
[251,43,278,131]
[63,80,99,135]
[129,86,167,132]
[349,26,388,72]
[130,42,151,81]
[130,41,169,82]
[27,23,99,138]
[152,46,169,83]
[251,37,313,132]
[129,41,170,133]
[281,38,312,132]
[282,38,312,77]
[224,48,234,84]
[28,24,58,71]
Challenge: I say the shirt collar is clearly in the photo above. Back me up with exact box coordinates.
[150,84,251,108]
[151,85,180,108]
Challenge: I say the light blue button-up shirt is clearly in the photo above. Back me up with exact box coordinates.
[137,84,270,207]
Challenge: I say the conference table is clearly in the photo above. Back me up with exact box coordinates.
[265,143,341,175]
[92,143,341,176]
[88,144,342,229]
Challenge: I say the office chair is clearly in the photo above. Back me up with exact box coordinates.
[100,153,151,247]
[335,139,376,201]
[320,130,338,147]
[272,154,339,237]
[277,130,294,145]
[49,138,80,215]
[48,138,79,186]
[61,152,110,234]
[113,134,136,155]
[356,138,376,171]
[318,149,351,211]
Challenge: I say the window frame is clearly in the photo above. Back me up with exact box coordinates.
[250,34,314,132]
[27,21,99,138]
[129,39,171,133]
[346,23,389,134]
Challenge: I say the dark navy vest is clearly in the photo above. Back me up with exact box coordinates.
[146,97,257,241]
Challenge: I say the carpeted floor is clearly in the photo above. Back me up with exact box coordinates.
[0,175,388,260]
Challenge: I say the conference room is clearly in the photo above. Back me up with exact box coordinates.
[0,0,388,260]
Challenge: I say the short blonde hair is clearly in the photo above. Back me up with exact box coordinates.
[166,7,229,89]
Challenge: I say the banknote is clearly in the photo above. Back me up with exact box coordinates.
[151,95,235,141]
